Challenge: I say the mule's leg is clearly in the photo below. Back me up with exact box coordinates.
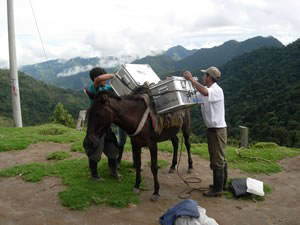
[182,111,193,174]
[148,142,160,202]
[89,159,103,180]
[169,136,179,173]
[132,144,142,193]
[183,130,193,174]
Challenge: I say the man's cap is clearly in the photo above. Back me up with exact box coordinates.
[201,66,221,81]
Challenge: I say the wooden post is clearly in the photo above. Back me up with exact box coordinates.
[76,110,87,131]
[239,126,249,148]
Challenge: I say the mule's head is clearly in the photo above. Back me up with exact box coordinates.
[83,90,115,156]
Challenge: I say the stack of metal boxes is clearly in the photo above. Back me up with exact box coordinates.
[110,64,200,114]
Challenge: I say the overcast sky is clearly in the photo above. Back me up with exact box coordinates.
[0,0,299,68]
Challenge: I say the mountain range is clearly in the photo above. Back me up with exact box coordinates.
[20,36,283,91]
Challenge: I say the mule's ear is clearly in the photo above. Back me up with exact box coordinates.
[84,89,95,100]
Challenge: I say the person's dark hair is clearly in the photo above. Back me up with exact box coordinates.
[89,67,107,81]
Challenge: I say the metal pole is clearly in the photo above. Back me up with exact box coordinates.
[7,0,23,127]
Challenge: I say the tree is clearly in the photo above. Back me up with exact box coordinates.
[50,103,75,128]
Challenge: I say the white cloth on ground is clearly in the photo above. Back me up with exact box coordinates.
[175,206,219,225]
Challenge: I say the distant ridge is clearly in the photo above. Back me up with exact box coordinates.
[19,36,284,91]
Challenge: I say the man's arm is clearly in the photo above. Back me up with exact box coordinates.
[183,71,208,96]
[94,74,115,88]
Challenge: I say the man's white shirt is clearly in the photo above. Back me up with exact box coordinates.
[200,83,227,128]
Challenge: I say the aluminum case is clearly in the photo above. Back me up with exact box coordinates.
[149,76,198,114]
[111,64,161,96]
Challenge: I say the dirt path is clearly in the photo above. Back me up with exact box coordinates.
[0,143,299,225]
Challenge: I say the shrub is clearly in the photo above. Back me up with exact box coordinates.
[49,103,75,128]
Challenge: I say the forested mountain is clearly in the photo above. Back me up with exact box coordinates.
[131,36,283,76]
[185,39,300,147]
[0,69,88,126]
[20,56,134,83]
[164,45,197,61]
[132,55,177,75]
[175,36,283,71]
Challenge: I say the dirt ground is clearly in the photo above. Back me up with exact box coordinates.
[0,142,299,225]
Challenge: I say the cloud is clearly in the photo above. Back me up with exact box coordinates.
[0,0,299,68]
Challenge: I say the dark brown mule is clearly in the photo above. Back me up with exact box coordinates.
[83,90,192,201]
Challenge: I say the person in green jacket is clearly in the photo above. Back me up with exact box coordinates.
[84,67,121,180]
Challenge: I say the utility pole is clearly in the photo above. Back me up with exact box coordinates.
[7,0,23,127]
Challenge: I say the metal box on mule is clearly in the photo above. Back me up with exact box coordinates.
[110,64,161,96]
[149,76,202,114]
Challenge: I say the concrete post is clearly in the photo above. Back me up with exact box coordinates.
[76,110,87,131]
[239,126,249,148]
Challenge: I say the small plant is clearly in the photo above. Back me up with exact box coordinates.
[49,103,75,128]
[47,151,70,160]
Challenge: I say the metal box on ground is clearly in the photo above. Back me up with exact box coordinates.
[149,76,198,114]
[111,64,161,96]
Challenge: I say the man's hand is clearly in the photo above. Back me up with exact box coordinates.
[183,71,193,80]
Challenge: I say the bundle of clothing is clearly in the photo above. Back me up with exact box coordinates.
[159,199,219,225]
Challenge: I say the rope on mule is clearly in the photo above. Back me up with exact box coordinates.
[176,135,208,199]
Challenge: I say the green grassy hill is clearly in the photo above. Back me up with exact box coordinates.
[0,69,88,126]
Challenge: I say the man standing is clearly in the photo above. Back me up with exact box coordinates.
[183,66,227,197]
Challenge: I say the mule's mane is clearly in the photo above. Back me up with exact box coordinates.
[96,87,149,102]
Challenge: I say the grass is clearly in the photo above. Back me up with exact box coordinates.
[1,124,300,207]
[47,151,71,160]
[0,159,139,210]
[0,124,85,152]
[155,140,300,174]
[2,124,298,174]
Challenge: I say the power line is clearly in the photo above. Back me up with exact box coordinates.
[28,0,55,79]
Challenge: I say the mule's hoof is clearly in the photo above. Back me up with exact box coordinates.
[151,194,160,202]
[187,168,193,174]
[133,188,140,193]
[168,168,176,173]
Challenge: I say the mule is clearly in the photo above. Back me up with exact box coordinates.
[83,90,193,201]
